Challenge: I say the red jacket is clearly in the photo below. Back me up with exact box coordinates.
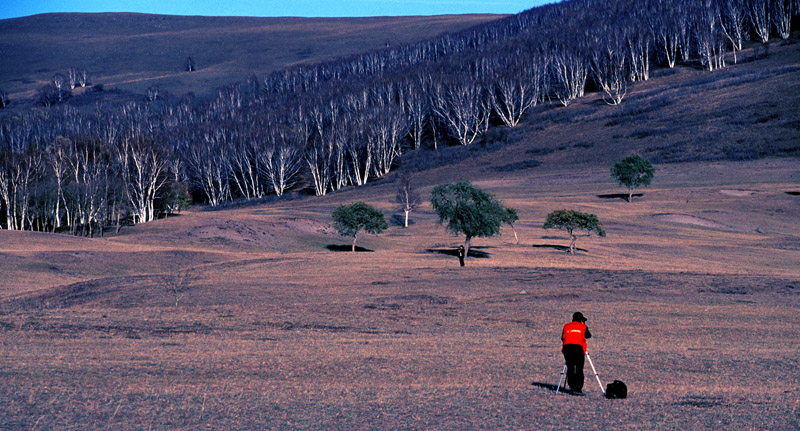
[562,321,590,353]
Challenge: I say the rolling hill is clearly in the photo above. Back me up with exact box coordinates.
[0,12,503,102]
[0,6,799,430]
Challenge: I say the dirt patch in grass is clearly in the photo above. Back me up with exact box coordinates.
[720,189,757,197]
[675,395,724,408]
[651,213,743,232]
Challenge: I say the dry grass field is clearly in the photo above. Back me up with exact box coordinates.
[1,35,800,431]
[0,13,502,102]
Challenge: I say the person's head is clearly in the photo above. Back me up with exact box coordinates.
[572,312,587,323]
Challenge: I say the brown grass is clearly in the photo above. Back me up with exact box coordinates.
[2,155,798,429]
[0,13,502,100]
[1,31,799,431]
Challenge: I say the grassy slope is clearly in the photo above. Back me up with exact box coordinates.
[0,12,502,101]
[0,34,799,431]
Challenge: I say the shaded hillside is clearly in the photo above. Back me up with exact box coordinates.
[468,42,800,175]
[1,0,798,237]
[0,12,502,100]
[1,8,799,430]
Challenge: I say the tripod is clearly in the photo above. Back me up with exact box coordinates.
[555,353,605,395]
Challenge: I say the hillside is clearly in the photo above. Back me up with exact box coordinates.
[3,40,797,294]
[2,38,800,430]
[0,12,502,102]
[1,3,800,429]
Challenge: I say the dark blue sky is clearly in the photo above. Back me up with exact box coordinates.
[2,1,552,20]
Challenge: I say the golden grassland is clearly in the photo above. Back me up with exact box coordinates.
[1,153,797,429]
[1,41,799,430]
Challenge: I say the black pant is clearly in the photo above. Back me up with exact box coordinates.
[562,344,585,392]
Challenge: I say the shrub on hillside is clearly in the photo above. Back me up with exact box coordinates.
[37,84,71,107]
[611,155,655,202]
[543,209,606,255]
[488,159,541,173]
[644,136,800,164]
[332,202,388,252]
[398,139,504,173]
[430,180,512,264]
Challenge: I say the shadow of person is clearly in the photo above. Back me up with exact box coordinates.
[530,381,583,396]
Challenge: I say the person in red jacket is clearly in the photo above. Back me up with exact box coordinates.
[561,312,592,394]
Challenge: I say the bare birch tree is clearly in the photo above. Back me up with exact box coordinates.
[67,68,78,90]
[371,107,407,177]
[64,139,111,236]
[773,0,793,39]
[162,268,196,307]
[627,27,652,81]
[651,0,684,68]
[697,0,727,71]
[46,137,71,230]
[51,73,68,103]
[184,138,230,206]
[114,137,169,223]
[590,32,629,105]
[401,79,429,150]
[749,0,771,43]
[304,130,334,196]
[0,148,42,230]
[395,172,420,228]
[228,139,263,200]
[720,0,748,63]
[431,77,490,145]
[552,47,589,106]
[258,129,303,196]
[346,113,374,187]
[78,69,89,88]
[490,54,547,126]
[328,122,349,193]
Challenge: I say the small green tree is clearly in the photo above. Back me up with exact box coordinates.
[156,180,191,218]
[430,180,509,261]
[543,209,606,255]
[331,202,388,252]
[611,155,655,202]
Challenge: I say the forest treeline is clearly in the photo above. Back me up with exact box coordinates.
[1,0,797,234]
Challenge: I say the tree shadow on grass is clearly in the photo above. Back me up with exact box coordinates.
[597,193,643,201]
[426,247,490,258]
[326,244,374,252]
[532,244,587,253]
[390,214,416,226]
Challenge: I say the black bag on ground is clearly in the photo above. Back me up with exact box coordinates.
[605,380,627,399]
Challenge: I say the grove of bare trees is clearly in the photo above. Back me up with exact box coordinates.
[1,0,796,233]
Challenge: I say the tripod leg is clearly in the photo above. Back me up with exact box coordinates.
[555,364,567,394]
[585,353,605,395]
